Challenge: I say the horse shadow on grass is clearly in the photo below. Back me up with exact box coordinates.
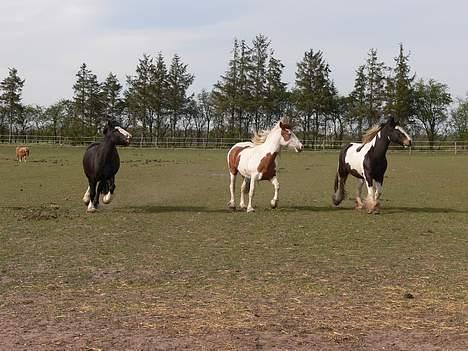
[116,205,229,214]
[114,204,467,215]
[289,205,467,214]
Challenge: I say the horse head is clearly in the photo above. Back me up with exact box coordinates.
[383,117,412,148]
[278,120,303,152]
[103,120,132,146]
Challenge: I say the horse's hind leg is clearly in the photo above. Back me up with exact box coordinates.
[239,177,249,209]
[270,176,280,209]
[246,177,257,213]
[228,172,236,209]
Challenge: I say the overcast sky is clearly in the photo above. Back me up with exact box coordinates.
[1,0,467,105]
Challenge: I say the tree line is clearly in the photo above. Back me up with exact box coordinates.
[1,34,468,146]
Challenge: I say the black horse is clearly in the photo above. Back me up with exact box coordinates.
[82,120,132,212]
[332,117,412,214]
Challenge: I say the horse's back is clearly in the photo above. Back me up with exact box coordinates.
[227,142,254,175]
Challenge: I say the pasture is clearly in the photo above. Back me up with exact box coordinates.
[0,145,466,350]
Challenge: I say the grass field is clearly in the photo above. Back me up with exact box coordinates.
[0,145,466,350]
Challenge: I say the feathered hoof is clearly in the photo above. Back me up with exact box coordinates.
[87,207,97,213]
[270,199,278,209]
[355,199,364,210]
[247,207,255,213]
[228,201,236,210]
[102,193,113,204]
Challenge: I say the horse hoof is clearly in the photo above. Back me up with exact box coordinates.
[87,207,96,213]
[239,203,247,210]
[228,201,236,210]
[247,207,255,213]
[270,200,278,209]
[102,193,113,204]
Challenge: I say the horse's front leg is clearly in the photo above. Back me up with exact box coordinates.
[82,186,91,205]
[270,176,280,209]
[246,177,257,213]
[364,180,376,214]
[92,181,105,210]
[373,181,383,214]
[103,177,115,204]
[87,179,98,212]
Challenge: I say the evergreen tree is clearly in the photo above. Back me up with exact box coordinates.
[413,78,452,148]
[166,54,194,137]
[212,39,240,135]
[365,48,386,127]
[349,65,367,136]
[151,52,169,138]
[0,68,25,140]
[293,49,335,144]
[126,54,156,138]
[265,49,287,128]
[385,43,415,125]
[101,73,123,123]
[249,34,270,131]
[73,63,91,135]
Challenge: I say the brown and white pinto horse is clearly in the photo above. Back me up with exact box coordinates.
[227,120,303,212]
[332,117,412,214]
[16,146,30,162]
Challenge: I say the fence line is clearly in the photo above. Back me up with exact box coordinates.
[1,134,468,153]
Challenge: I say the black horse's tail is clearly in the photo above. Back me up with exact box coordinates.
[332,172,346,206]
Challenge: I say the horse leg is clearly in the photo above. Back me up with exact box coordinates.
[228,172,236,209]
[103,177,115,204]
[355,179,365,209]
[364,179,376,214]
[87,179,98,212]
[246,177,257,213]
[94,181,105,209]
[239,177,249,210]
[82,185,91,205]
[373,181,383,214]
[270,176,280,209]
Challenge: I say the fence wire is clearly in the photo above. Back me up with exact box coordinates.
[2,134,468,153]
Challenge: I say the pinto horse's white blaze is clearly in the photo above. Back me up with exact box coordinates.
[332,117,411,214]
[116,126,132,140]
[227,119,303,212]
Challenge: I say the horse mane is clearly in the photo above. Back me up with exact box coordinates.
[251,130,270,145]
[362,123,384,144]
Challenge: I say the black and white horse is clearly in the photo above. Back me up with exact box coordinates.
[332,117,412,214]
[82,120,132,212]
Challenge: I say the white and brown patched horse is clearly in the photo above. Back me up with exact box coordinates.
[332,117,412,214]
[227,120,303,212]
[16,146,30,162]
[82,120,132,212]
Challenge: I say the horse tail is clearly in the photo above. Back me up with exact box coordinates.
[332,144,351,206]
[332,172,346,206]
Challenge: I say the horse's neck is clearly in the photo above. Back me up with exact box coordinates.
[371,132,390,159]
[99,138,117,160]
[260,130,282,154]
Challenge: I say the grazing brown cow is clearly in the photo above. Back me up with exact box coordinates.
[16,146,30,162]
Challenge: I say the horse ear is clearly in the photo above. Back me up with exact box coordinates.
[279,121,284,129]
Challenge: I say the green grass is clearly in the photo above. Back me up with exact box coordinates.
[0,145,466,349]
